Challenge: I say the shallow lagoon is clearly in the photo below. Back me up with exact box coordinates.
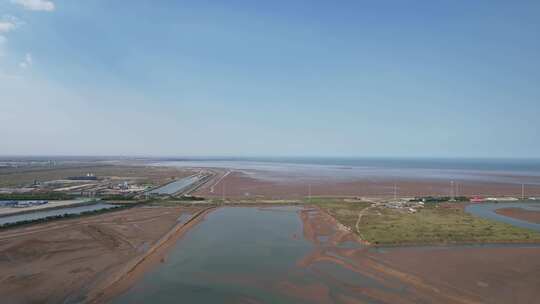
[112,207,390,304]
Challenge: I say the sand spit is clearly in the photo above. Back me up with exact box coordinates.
[0,205,206,304]
[495,207,540,224]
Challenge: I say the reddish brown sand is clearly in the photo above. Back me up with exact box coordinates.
[367,246,540,304]
[195,170,540,199]
[3,203,538,303]
[292,207,540,304]
[0,205,205,304]
[495,207,540,224]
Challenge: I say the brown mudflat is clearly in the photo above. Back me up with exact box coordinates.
[0,205,204,303]
[496,207,540,224]
[298,207,540,304]
[195,170,540,199]
[365,245,540,304]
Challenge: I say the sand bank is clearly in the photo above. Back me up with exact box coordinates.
[495,207,540,223]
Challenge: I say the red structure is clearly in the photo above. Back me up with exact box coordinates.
[470,195,485,203]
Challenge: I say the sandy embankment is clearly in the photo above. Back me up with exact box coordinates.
[87,206,217,303]
[194,170,540,199]
[0,205,207,303]
[495,207,540,224]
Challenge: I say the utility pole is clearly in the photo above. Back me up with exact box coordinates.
[393,183,397,201]
[450,180,455,201]
[308,184,312,203]
[522,184,525,200]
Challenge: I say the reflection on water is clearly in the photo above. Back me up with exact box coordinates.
[465,202,540,232]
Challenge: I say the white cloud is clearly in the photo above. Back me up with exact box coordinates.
[0,16,22,33]
[0,21,16,33]
[11,0,55,12]
[19,53,32,68]
[0,35,6,56]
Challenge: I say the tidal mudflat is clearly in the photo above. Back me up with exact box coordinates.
[110,206,540,304]
[0,205,205,304]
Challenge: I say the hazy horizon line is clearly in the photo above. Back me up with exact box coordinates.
[1,155,540,161]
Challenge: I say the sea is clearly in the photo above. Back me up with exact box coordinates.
[149,157,540,185]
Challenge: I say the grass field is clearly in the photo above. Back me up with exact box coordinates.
[311,198,540,245]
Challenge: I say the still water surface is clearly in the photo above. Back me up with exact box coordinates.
[112,207,387,304]
[153,158,540,185]
[0,203,117,226]
[148,175,201,195]
[465,202,540,232]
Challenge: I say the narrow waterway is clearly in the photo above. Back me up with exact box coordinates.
[0,203,118,226]
[148,175,202,195]
[465,202,540,232]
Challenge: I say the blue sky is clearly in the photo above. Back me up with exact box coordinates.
[1,0,539,157]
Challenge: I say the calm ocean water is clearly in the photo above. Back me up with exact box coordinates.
[151,157,540,185]
[153,157,540,172]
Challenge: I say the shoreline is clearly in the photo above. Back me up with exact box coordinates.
[86,205,218,303]
[367,239,540,248]
[90,204,540,304]
[495,207,540,224]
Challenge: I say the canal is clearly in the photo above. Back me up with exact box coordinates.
[0,203,118,226]
[148,175,203,195]
[465,201,540,232]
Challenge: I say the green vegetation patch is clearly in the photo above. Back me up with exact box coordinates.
[0,193,75,201]
[309,198,370,219]
[313,199,540,245]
